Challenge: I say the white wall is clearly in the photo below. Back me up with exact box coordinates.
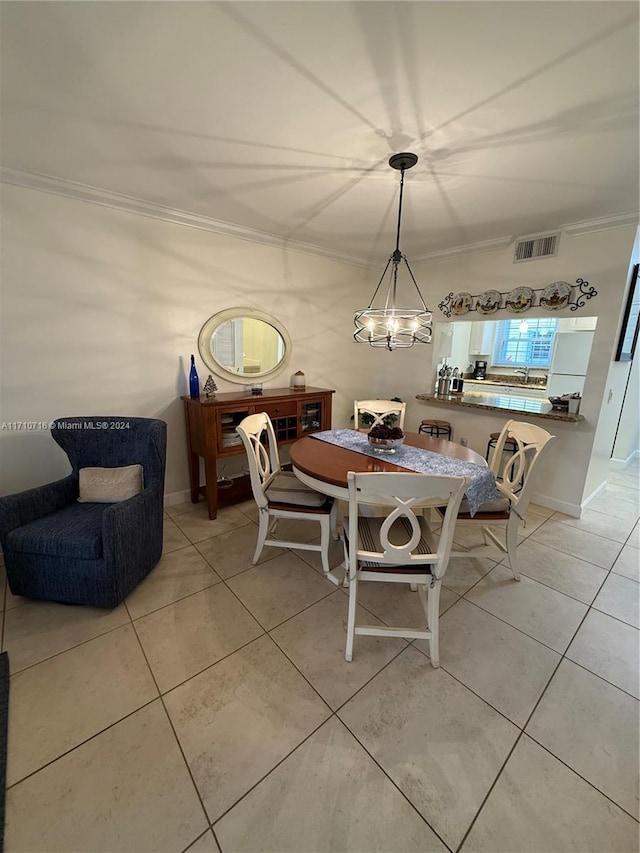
[0,185,430,498]
[413,226,638,514]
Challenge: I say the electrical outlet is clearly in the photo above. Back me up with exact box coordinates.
[460,437,468,447]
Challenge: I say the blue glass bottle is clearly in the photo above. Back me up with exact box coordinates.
[189,354,200,399]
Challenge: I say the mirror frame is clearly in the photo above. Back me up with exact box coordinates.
[197,307,292,385]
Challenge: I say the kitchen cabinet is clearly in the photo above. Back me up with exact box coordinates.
[469,321,495,355]
[182,387,334,518]
[564,316,597,331]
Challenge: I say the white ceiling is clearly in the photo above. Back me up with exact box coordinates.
[1,1,638,265]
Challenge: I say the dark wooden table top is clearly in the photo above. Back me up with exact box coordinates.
[290,431,486,489]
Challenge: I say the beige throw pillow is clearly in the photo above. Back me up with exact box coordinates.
[78,464,144,503]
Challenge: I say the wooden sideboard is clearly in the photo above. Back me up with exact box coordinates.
[182,386,335,518]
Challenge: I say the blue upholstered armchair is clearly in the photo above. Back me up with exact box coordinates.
[0,417,167,608]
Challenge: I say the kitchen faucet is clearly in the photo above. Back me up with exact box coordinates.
[515,367,530,383]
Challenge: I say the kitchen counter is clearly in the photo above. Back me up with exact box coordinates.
[416,391,585,422]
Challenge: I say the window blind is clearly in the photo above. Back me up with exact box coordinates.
[492,318,558,367]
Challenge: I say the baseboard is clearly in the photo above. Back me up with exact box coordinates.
[533,475,613,518]
[530,491,582,518]
[610,449,640,470]
[581,479,608,512]
[163,474,252,509]
[164,489,192,507]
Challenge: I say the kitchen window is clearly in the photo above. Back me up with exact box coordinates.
[492,318,558,367]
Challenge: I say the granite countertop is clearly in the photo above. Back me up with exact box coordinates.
[416,390,584,423]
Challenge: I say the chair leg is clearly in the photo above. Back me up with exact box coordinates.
[320,516,331,576]
[329,500,339,540]
[427,581,441,668]
[345,573,358,662]
[340,533,350,587]
[253,510,270,564]
[506,518,520,580]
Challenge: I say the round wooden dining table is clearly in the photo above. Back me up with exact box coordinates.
[290,431,487,500]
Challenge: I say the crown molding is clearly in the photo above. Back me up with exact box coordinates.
[3,165,637,267]
[560,211,639,236]
[411,210,640,263]
[412,235,515,262]
[0,165,369,268]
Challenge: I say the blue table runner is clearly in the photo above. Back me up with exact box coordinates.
[310,429,499,516]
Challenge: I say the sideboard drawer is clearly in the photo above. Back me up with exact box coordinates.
[261,400,298,419]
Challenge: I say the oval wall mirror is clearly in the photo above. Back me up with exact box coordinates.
[198,308,292,384]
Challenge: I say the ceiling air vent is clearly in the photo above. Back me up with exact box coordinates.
[513,232,559,263]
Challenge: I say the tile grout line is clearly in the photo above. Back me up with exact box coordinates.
[4,694,160,791]
[209,713,340,832]
[331,712,457,853]
[454,598,593,852]
[181,828,217,853]
[4,616,133,678]
[457,584,639,848]
[522,731,640,825]
[454,729,528,853]
[202,642,456,853]
[128,615,213,846]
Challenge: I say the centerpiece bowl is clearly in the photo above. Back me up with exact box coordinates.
[367,434,404,453]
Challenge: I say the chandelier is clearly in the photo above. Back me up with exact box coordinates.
[354,152,432,350]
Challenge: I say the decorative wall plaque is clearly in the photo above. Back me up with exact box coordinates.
[438,278,597,318]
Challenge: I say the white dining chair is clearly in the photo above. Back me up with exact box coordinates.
[438,419,556,579]
[236,413,338,576]
[342,471,469,666]
[353,399,406,431]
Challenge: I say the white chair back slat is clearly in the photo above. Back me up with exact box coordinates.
[354,400,406,431]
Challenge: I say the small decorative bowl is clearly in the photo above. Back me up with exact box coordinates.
[368,436,404,453]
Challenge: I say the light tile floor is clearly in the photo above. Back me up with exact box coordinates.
[2,461,639,852]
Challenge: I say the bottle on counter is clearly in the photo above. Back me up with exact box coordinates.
[189,354,200,399]
[451,368,465,393]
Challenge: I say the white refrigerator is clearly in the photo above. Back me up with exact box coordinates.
[546,331,594,397]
